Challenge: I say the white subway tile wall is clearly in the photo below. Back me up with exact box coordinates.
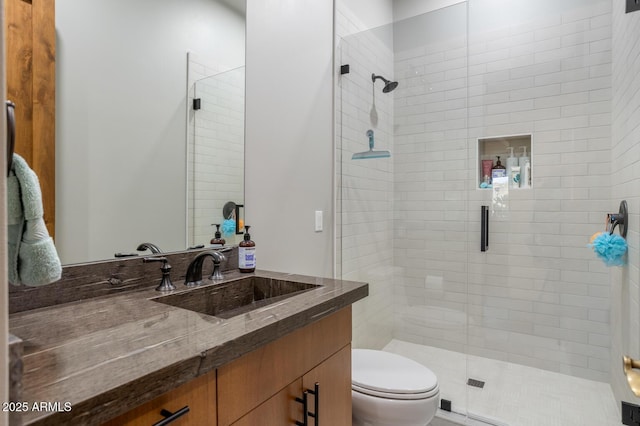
[340,0,614,383]
[187,53,245,247]
[336,5,395,350]
[394,1,612,382]
[610,0,640,409]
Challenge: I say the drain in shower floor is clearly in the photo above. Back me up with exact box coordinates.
[467,378,485,388]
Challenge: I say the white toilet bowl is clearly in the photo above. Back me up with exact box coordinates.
[352,349,439,426]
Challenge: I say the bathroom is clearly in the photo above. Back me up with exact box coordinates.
[1,0,640,425]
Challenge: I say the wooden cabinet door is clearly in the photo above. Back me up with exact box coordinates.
[302,345,352,426]
[101,370,217,426]
[5,0,56,238]
[231,379,304,426]
[217,307,351,426]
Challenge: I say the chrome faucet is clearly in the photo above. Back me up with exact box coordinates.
[137,242,162,254]
[184,249,230,286]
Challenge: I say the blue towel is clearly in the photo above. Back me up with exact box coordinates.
[7,154,62,286]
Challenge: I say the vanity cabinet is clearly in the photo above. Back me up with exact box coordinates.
[218,306,352,426]
[102,369,217,426]
[102,306,352,426]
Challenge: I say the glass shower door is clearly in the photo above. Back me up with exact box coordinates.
[465,0,618,424]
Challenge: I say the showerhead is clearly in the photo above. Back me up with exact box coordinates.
[372,73,399,93]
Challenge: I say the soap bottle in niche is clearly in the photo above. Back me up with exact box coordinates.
[210,224,226,246]
[491,155,507,181]
[239,225,256,273]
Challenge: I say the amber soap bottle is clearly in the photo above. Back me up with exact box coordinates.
[239,225,256,273]
[210,224,226,246]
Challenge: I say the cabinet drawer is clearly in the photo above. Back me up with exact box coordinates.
[102,369,216,426]
[218,306,351,425]
[231,379,303,426]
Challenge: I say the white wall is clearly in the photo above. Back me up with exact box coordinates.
[393,0,464,22]
[611,0,640,409]
[56,0,245,264]
[1,0,9,421]
[244,0,334,277]
[342,0,394,30]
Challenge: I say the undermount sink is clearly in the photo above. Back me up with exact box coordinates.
[151,276,320,319]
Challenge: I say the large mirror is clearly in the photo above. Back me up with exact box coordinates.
[55,0,246,265]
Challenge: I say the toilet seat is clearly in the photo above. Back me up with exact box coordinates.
[352,349,439,400]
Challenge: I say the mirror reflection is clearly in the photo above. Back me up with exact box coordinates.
[55,0,246,265]
[188,61,245,248]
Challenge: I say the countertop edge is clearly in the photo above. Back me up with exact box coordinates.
[23,284,368,425]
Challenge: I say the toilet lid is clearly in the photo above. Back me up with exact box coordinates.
[352,349,438,396]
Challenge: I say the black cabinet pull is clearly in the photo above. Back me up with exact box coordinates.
[481,206,489,252]
[295,391,309,426]
[152,405,190,426]
[306,383,319,425]
[6,100,15,176]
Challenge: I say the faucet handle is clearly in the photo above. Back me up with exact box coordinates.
[210,252,226,281]
[143,257,176,292]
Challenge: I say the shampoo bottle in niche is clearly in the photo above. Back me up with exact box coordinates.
[239,225,256,273]
[210,224,226,246]
[519,146,530,188]
[506,147,519,188]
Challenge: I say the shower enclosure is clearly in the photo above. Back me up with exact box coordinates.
[337,1,618,424]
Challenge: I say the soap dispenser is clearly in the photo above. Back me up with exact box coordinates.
[491,155,507,181]
[239,225,256,273]
[506,147,519,188]
[519,146,530,188]
[210,224,226,246]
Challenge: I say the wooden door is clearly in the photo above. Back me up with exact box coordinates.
[5,0,56,238]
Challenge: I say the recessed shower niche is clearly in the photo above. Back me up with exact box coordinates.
[477,134,532,189]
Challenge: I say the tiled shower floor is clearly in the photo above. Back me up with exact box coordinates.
[382,340,621,426]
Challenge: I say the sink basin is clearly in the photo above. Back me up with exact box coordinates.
[151,276,319,319]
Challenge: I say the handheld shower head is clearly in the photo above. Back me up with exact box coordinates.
[372,73,399,93]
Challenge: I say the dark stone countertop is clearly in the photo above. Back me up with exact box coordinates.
[9,270,368,425]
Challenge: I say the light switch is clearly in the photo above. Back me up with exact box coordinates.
[315,211,323,232]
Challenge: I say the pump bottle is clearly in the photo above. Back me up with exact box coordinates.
[210,224,226,246]
[239,225,256,273]
[506,147,519,188]
[519,146,531,188]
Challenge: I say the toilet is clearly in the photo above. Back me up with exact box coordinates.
[352,349,440,426]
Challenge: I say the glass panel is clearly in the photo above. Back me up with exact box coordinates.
[338,3,470,422]
[338,22,396,351]
[190,66,245,247]
[466,0,617,424]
